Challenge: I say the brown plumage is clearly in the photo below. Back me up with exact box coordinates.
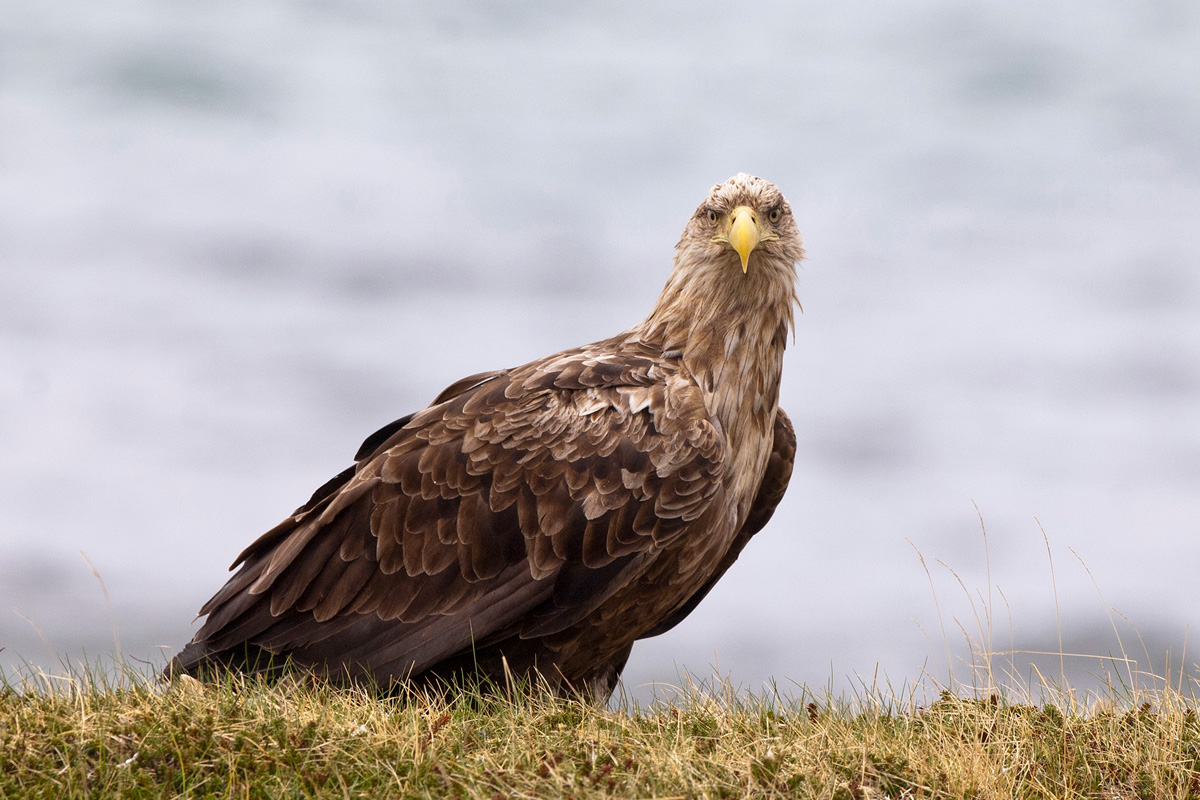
[167,173,804,700]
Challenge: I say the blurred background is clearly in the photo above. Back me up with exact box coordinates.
[2,0,1198,700]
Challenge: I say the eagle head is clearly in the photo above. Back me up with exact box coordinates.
[683,173,804,273]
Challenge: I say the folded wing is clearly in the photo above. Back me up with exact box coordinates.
[172,347,728,685]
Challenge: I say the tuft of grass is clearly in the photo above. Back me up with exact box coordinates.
[2,664,1199,799]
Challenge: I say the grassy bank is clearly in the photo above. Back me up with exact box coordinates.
[3,667,1199,799]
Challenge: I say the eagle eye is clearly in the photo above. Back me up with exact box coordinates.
[705,208,719,224]
[768,206,783,223]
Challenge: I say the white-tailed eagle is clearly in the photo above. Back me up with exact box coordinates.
[168,173,803,700]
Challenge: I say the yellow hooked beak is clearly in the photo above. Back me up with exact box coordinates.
[728,206,760,273]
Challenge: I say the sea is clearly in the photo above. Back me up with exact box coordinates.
[2,0,1199,701]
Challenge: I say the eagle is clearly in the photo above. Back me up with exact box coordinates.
[167,173,803,700]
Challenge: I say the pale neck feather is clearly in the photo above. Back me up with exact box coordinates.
[633,247,798,450]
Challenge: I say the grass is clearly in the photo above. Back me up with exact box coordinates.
[5,522,1198,798]
[2,660,1199,799]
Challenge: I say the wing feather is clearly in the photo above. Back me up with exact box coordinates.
[310,556,377,622]
[174,345,727,684]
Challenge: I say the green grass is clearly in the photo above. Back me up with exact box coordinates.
[3,662,1200,799]
[5,525,1196,797]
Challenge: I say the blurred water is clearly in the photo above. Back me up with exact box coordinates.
[2,0,1199,698]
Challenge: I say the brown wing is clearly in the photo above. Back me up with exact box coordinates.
[637,408,795,639]
[171,346,727,683]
